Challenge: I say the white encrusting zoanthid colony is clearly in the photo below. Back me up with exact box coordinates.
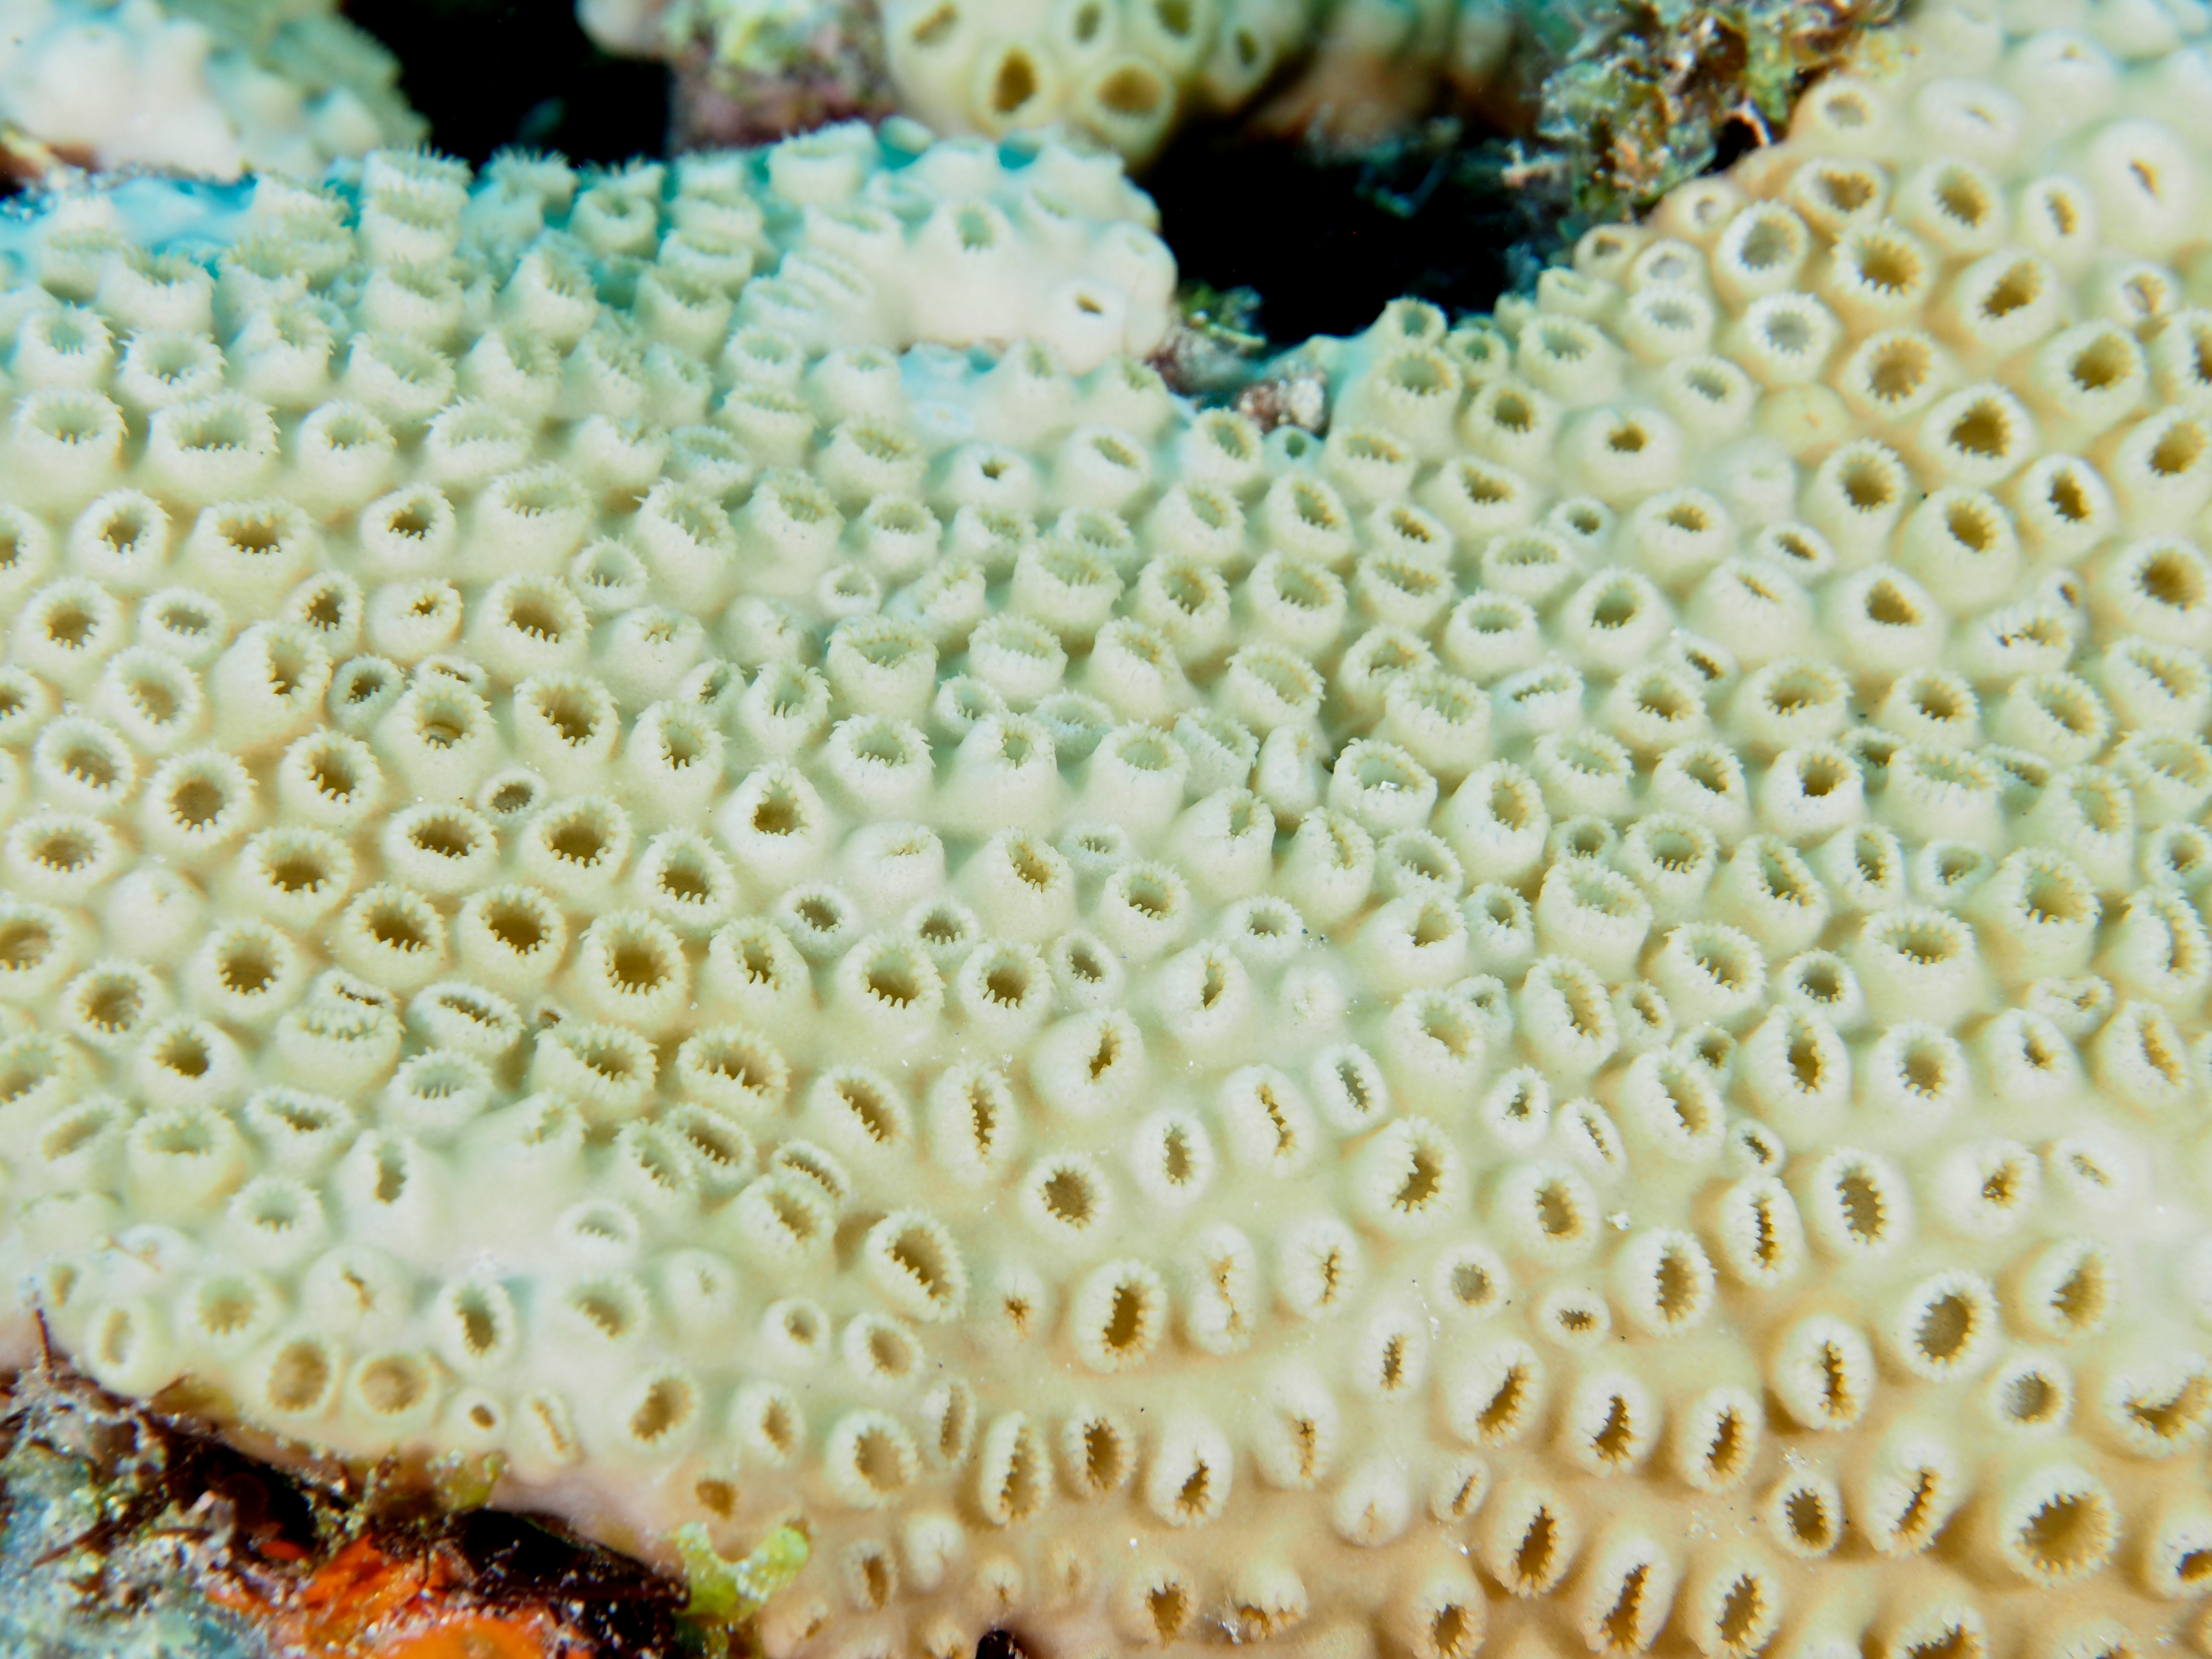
[0,0,424,178]
[3,1,2212,1656]
[579,0,1437,166]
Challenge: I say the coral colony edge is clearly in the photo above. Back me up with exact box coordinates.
[9,0,2212,1655]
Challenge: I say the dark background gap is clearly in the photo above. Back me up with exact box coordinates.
[1142,122,1533,340]
[347,0,668,164]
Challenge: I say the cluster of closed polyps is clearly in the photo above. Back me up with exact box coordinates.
[5,0,2212,1655]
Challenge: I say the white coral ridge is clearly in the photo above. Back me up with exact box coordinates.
[8,4,2212,1657]
[0,0,423,179]
[580,0,1372,165]
[876,0,1336,163]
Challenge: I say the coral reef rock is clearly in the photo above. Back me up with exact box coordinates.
[2,2,2212,1658]
[0,1351,676,1658]
[582,0,900,147]
[1476,0,1903,229]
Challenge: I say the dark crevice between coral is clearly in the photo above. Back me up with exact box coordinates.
[444,1510,695,1649]
[1706,110,1768,176]
[1146,117,1543,345]
[1153,0,1900,351]
[344,0,668,165]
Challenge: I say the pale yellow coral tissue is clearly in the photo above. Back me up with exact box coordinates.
[3,1,2212,1657]
[0,0,423,178]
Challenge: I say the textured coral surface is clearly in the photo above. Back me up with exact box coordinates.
[3,2,2212,1658]
[0,0,423,179]
[578,0,1898,233]
[583,0,1345,163]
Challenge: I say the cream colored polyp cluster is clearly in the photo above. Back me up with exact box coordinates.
[578,0,1442,166]
[0,0,421,178]
[882,0,1321,163]
[4,11,2212,1659]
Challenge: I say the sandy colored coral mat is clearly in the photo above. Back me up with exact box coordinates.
[2,0,2212,1655]
[0,0,423,180]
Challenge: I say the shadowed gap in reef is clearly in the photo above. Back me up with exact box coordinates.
[347,0,669,164]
